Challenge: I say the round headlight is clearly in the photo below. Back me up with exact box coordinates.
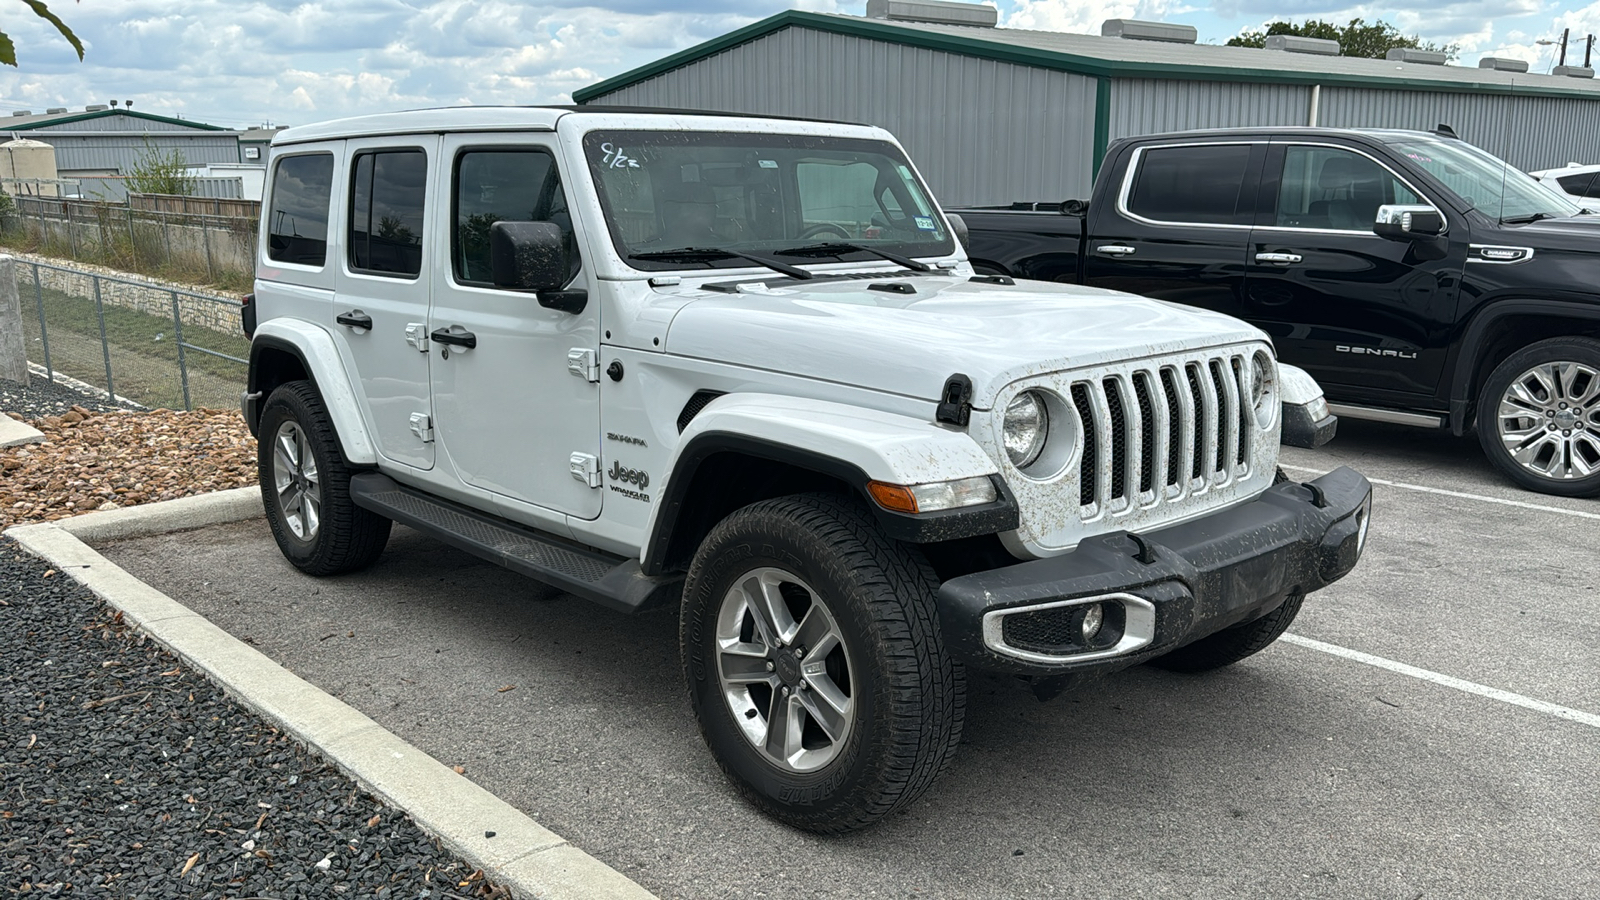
[1003,391,1048,469]
[1250,351,1278,428]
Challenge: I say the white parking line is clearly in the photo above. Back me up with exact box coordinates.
[1283,634,1600,730]
[1279,463,1600,521]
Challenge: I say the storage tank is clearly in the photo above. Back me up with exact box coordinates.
[0,138,60,196]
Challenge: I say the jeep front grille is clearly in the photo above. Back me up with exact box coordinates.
[1070,352,1252,517]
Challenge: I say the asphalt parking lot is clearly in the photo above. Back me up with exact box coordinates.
[99,419,1600,900]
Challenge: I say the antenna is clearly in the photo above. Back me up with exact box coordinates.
[1433,123,1459,139]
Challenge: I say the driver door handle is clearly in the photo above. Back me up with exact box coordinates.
[1096,244,1137,257]
[430,328,477,350]
[1255,252,1303,266]
[335,311,372,329]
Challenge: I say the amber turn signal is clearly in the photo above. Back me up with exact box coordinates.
[867,481,920,513]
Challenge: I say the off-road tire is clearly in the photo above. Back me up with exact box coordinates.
[680,493,965,834]
[1476,337,1600,498]
[258,381,391,575]
[1149,591,1304,674]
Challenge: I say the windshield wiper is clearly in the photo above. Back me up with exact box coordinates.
[627,247,812,280]
[774,242,933,272]
[1500,212,1563,224]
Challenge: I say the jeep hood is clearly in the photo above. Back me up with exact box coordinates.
[662,274,1266,408]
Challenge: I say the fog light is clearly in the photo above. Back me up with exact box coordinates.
[1080,603,1104,642]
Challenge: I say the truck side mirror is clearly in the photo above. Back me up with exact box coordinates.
[1373,204,1445,240]
[945,212,970,252]
[489,221,587,313]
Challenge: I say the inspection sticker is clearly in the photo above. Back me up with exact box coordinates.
[914,216,936,230]
[758,159,778,168]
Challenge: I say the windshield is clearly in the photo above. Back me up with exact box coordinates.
[1389,137,1581,221]
[582,130,954,270]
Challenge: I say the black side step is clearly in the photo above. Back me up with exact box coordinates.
[349,473,682,614]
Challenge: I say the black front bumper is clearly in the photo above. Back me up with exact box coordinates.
[937,467,1371,675]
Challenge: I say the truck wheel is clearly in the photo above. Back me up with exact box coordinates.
[258,381,391,575]
[1149,592,1304,673]
[679,493,964,833]
[1477,337,1600,497]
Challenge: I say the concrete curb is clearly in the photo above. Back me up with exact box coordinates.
[5,491,657,900]
[0,414,45,448]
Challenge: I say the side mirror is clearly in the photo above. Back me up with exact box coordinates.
[490,221,587,313]
[1060,198,1088,218]
[945,212,970,252]
[1373,204,1445,240]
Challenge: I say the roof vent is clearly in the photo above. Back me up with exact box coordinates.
[864,0,997,27]
[1386,48,1447,65]
[1478,56,1530,72]
[1553,65,1596,78]
[84,104,108,112]
[10,109,30,116]
[46,107,66,114]
[1101,19,1198,43]
[1264,34,1341,56]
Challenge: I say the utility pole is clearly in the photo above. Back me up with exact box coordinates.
[1560,27,1570,66]
[1586,34,1594,68]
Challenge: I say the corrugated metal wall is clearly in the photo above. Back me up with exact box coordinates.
[18,135,240,174]
[586,26,1099,206]
[1108,79,1311,141]
[1318,88,1600,171]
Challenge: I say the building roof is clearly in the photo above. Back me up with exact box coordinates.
[574,10,1600,103]
[239,127,286,143]
[0,107,231,133]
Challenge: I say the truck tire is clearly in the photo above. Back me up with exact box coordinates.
[679,493,965,833]
[1148,592,1303,674]
[1476,337,1600,497]
[258,381,391,575]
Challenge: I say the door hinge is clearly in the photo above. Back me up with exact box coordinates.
[569,452,602,488]
[567,348,600,383]
[409,412,434,443]
[404,323,430,353]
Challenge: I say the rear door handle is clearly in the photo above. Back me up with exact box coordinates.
[335,310,372,329]
[1255,252,1303,266]
[430,327,477,350]
[1096,244,1136,257]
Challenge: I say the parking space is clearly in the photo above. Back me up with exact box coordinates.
[99,421,1600,899]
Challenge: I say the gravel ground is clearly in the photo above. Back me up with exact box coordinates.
[1,376,257,531]
[1,373,137,419]
[0,537,510,899]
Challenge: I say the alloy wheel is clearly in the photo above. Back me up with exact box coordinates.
[272,420,322,541]
[714,567,855,773]
[1495,360,1600,481]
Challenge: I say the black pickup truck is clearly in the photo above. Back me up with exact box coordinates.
[955,126,1600,498]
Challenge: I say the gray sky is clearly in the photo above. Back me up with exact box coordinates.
[0,0,1596,131]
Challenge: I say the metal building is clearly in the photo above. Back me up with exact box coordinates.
[0,106,239,197]
[574,1,1600,206]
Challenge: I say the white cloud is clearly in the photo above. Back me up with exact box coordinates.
[1007,0,1180,33]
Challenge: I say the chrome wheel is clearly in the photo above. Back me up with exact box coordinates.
[272,420,321,541]
[1495,361,1600,481]
[715,567,855,773]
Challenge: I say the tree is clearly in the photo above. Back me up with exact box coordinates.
[1227,18,1459,61]
[125,140,197,197]
[1,0,84,67]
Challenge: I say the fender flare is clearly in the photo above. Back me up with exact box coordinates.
[248,319,377,465]
[641,393,1016,574]
[1448,299,1600,433]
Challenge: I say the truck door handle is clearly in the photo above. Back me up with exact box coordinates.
[1096,244,1137,257]
[429,328,477,350]
[1255,252,1303,266]
[335,311,372,329]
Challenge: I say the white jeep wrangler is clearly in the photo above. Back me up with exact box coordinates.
[241,107,1371,833]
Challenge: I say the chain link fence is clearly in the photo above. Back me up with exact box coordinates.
[11,258,248,411]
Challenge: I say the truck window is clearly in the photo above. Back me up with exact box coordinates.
[1274,146,1417,231]
[349,149,427,278]
[266,153,334,267]
[1126,145,1253,226]
[1556,172,1600,199]
[452,149,579,285]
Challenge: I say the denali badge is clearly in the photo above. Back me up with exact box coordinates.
[1336,345,1418,359]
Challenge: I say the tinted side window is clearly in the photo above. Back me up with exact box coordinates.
[349,150,427,277]
[1556,172,1598,198]
[267,154,334,266]
[1274,146,1417,231]
[1127,145,1253,225]
[453,150,578,285]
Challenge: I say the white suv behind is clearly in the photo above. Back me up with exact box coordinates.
[241,106,1371,833]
